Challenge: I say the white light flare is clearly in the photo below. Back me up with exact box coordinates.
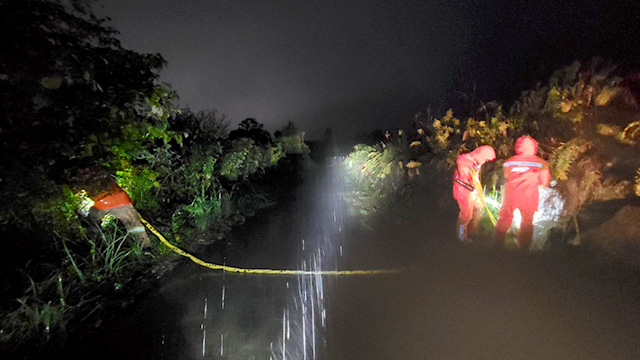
[270,156,348,360]
[202,297,207,357]
[221,286,225,310]
[509,188,564,229]
[202,327,206,357]
[282,309,287,360]
[204,297,208,319]
[485,187,565,249]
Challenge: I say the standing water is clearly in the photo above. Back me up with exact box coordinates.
[82,158,359,359]
[64,158,640,360]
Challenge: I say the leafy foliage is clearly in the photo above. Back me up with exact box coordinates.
[170,109,229,152]
[228,118,274,147]
[0,1,311,348]
[0,0,166,172]
[548,138,592,180]
[620,121,640,144]
[426,109,461,155]
[31,186,86,238]
[279,135,309,155]
[220,138,272,181]
[343,143,405,214]
[546,60,621,122]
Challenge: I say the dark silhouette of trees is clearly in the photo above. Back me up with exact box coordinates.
[0,0,166,173]
[228,118,273,147]
[170,109,229,153]
[274,121,299,138]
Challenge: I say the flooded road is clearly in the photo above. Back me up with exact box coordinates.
[78,159,359,359]
[72,160,640,359]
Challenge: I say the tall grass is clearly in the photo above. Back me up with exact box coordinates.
[1,221,143,346]
[0,273,68,344]
[85,219,143,282]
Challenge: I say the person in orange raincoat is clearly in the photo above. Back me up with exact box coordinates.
[453,145,496,242]
[76,168,151,248]
[88,181,152,248]
[494,136,550,250]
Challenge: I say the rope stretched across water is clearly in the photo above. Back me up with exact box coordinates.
[139,216,400,276]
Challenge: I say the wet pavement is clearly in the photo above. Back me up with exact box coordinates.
[66,160,640,359]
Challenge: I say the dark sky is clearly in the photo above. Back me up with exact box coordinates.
[98,0,640,139]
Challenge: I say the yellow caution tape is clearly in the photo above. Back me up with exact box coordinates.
[139,216,399,276]
[471,168,497,226]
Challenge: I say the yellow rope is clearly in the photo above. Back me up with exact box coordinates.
[139,216,399,276]
[470,168,497,226]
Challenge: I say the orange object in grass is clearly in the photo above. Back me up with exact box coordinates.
[91,185,132,210]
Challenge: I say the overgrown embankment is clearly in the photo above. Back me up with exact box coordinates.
[0,1,311,354]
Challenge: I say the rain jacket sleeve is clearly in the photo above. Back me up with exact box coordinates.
[455,153,477,191]
[539,163,551,188]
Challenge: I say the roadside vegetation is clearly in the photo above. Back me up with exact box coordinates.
[344,60,640,254]
[0,0,309,352]
[4,0,640,353]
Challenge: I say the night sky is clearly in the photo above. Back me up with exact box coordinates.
[99,0,640,139]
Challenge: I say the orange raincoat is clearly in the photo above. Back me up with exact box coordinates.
[453,145,496,242]
[494,136,550,250]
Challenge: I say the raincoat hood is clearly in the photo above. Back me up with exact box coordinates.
[470,145,496,163]
[515,136,538,156]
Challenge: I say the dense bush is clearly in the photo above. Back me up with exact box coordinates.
[0,0,310,349]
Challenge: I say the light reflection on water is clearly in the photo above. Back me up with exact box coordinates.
[78,156,640,359]
[152,157,348,359]
[269,156,347,360]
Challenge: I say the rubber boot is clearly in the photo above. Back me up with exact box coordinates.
[457,220,471,244]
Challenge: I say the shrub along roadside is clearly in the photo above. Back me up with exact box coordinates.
[0,113,310,351]
[0,0,311,352]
